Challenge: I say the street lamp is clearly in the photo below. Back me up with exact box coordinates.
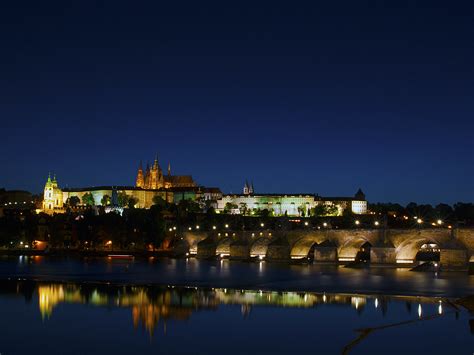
[417,218,423,224]
[374,221,379,226]
[304,221,309,226]
[260,223,264,228]
[437,219,443,225]
[212,226,216,230]
[323,222,327,227]
[225,224,229,229]
[355,220,360,226]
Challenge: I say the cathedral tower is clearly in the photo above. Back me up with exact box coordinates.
[144,163,151,189]
[135,161,144,188]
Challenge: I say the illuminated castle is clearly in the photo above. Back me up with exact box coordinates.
[41,155,200,214]
[135,156,196,189]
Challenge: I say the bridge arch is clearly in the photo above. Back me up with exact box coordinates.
[216,237,232,256]
[395,237,442,262]
[338,237,371,261]
[250,237,271,258]
[290,237,320,259]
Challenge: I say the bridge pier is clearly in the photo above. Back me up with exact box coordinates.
[230,241,250,260]
[370,247,396,264]
[266,238,290,261]
[313,241,338,262]
[196,238,217,259]
[439,248,468,269]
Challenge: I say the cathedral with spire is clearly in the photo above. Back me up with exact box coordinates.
[135,155,196,190]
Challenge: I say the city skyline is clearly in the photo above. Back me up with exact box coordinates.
[1,1,473,204]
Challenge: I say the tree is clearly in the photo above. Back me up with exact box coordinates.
[128,197,138,209]
[152,195,167,208]
[435,203,453,218]
[453,203,474,223]
[82,193,95,206]
[297,204,307,217]
[224,202,238,214]
[311,204,338,217]
[101,195,111,206]
[117,192,129,207]
[67,196,80,207]
[239,202,248,216]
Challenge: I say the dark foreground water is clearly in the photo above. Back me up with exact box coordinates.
[0,256,472,354]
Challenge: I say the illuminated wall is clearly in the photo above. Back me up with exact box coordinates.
[217,195,367,216]
[351,200,367,214]
[217,195,316,216]
[62,188,173,209]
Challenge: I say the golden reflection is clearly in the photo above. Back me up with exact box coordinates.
[32,283,447,335]
[38,285,65,319]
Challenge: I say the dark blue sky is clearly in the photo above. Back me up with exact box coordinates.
[0,0,473,204]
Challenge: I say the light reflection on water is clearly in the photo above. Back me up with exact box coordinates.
[0,280,471,355]
[0,256,473,354]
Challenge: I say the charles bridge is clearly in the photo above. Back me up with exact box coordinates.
[179,227,474,269]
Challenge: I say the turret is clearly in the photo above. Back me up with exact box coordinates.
[136,161,144,188]
[243,180,250,195]
[144,163,151,189]
[354,188,365,201]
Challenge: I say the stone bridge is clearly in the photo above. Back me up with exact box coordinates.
[182,228,474,269]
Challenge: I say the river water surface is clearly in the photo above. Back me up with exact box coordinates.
[0,256,472,354]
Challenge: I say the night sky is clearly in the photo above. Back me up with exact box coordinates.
[0,1,473,204]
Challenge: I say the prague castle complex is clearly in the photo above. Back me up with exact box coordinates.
[41,155,367,216]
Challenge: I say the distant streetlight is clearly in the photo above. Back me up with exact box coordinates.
[304,221,309,226]
[374,221,379,226]
[260,223,265,227]
[212,226,216,230]
[196,225,200,230]
[355,220,360,225]
[417,218,423,224]
[188,227,192,231]
[437,219,443,225]
[323,222,328,227]
[225,224,229,229]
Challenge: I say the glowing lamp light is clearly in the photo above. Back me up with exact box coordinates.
[225,224,229,228]
[355,220,360,225]
[212,226,216,230]
[323,222,328,227]
[417,218,423,224]
[188,227,192,231]
[374,221,379,226]
[437,219,443,225]
[260,223,265,227]
[196,225,200,229]
[304,221,309,226]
